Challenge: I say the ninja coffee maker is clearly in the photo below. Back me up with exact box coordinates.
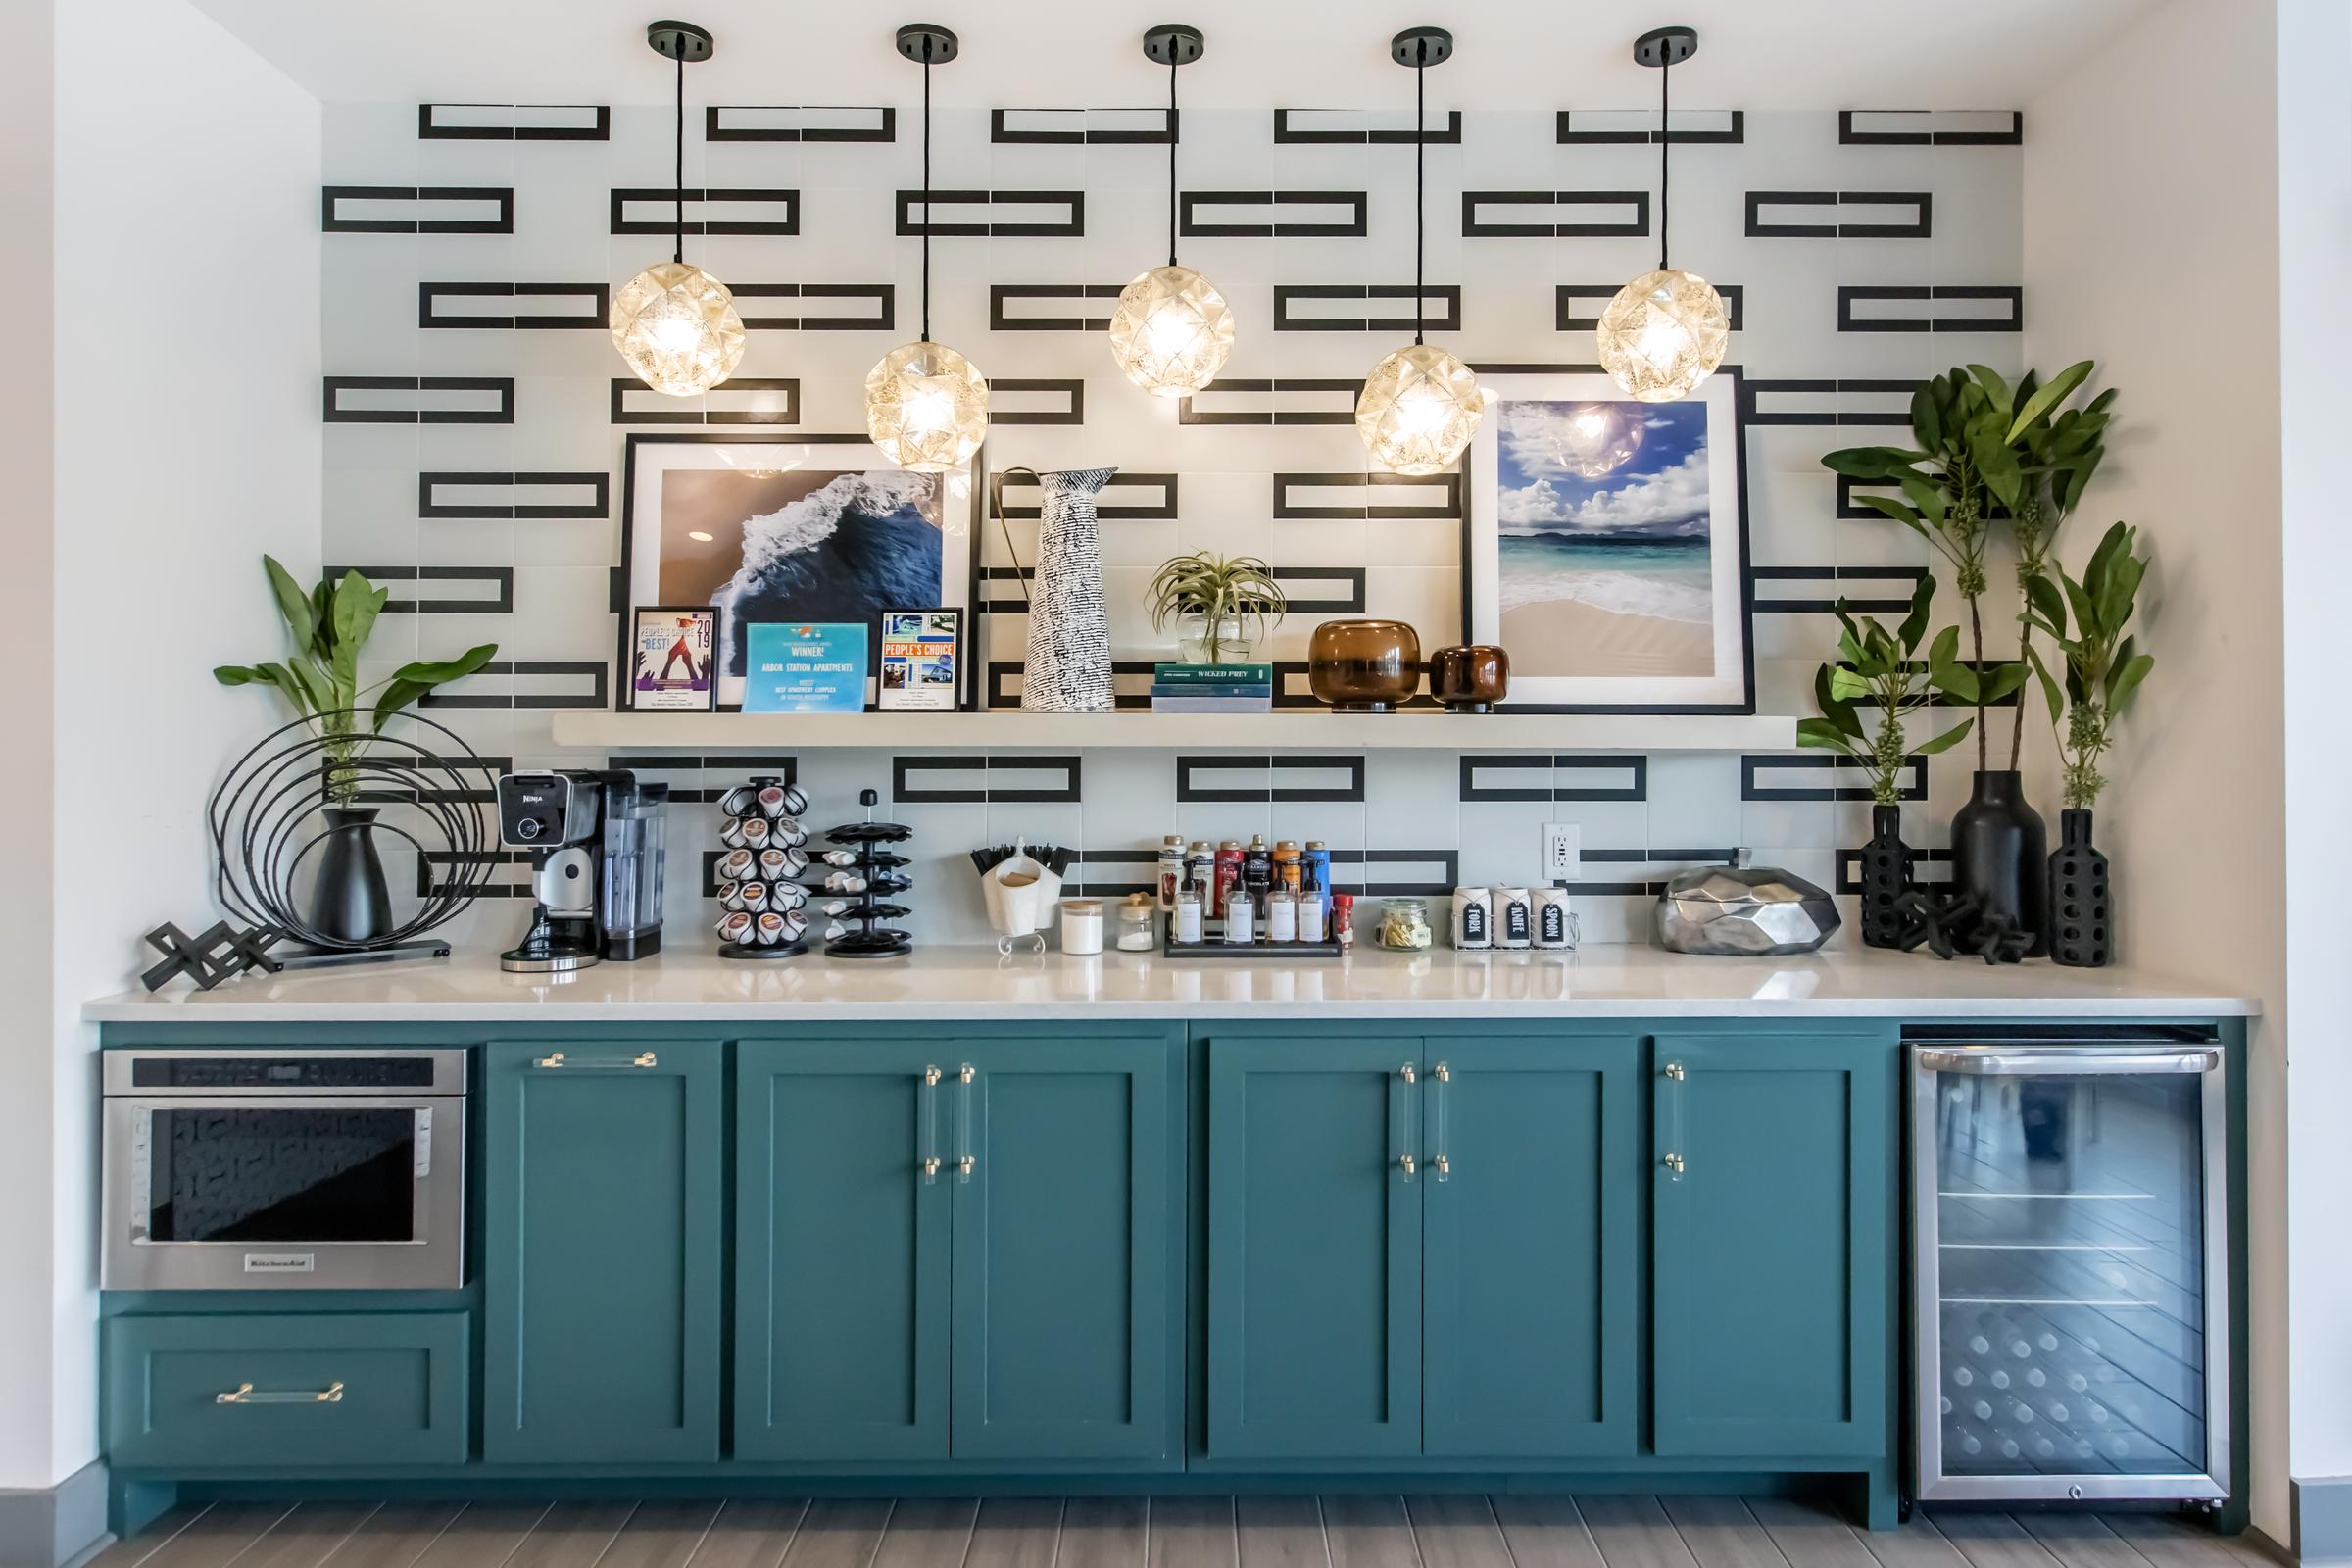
[496,770,669,973]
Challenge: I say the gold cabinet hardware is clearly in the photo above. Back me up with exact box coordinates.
[1400,1063,1416,1083]
[1663,1061,1686,1081]
[1662,1152,1687,1175]
[1435,1063,1449,1081]
[1398,1153,1416,1176]
[217,1381,344,1405]
[961,1064,975,1083]
[959,1155,977,1177]
[532,1052,657,1069]
[925,1066,942,1085]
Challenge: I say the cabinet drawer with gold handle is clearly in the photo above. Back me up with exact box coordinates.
[104,1312,467,1470]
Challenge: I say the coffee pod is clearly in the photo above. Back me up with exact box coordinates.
[740,880,770,911]
[819,849,860,867]
[717,815,749,849]
[760,847,808,882]
[777,783,810,816]
[768,881,808,911]
[717,785,759,818]
[718,880,749,912]
[755,911,788,946]
[818,898,854,917]
[716,910,754,944]
[740,817,772,849]
[822,871,867,894]
[769,817,809,848]
[715,848,757,884]
[776,909,808,941]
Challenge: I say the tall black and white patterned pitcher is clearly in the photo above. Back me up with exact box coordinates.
[1019,466,1117,712]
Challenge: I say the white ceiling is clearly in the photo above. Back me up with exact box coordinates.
[189,0,2158,111]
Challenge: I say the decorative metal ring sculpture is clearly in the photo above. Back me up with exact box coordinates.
[207,709,498,951]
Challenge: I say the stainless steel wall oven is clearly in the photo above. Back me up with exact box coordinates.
[1909,1029,2229,1504]
[101,1049,466,1291]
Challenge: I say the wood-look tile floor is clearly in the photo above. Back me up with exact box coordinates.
[87,1497,2266,1568]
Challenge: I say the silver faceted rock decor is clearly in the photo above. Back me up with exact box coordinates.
[1655,853,1841,956]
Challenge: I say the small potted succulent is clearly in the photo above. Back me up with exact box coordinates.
[1797,575,1977,948]
[1147,551,1287,663]
[2020,520,2154,967]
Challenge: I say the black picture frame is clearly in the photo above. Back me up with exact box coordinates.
[1457,361,1756,714]
[615,431,984,712]
[622,604,720,712]
[875,606,964,711]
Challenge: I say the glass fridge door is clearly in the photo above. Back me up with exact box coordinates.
[1913,1044,2228,1501]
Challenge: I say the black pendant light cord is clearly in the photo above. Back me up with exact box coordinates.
[1166,56,1180,268]
[673,47,686,266]
[1656,50,1670,271]
[921,50,933,341]
[1412,40,1427,346]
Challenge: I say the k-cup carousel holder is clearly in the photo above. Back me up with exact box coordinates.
[821,790,915,959]
[712,775,812,959]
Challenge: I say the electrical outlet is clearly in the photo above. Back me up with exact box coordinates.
[1542,822,1581,882]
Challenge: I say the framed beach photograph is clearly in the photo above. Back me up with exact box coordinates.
[626,605,718,710]
[1464,368,1753,712]
[618,433,979,710]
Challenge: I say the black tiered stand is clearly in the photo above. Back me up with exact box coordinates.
[823,789,916,959]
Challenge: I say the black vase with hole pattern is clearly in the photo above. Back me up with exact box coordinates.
[2048,808,2112,968]
[1859,804,1910,950]
[1951,770,2049,957]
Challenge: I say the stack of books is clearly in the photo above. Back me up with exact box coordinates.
[1150,662,1273,713]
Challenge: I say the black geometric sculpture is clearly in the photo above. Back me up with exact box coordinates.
[140,921,285,992]
[1893,887,2032,966]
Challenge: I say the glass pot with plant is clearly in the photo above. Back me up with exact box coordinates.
[1147,551,1287,664]
[1796,575,1977,948]
[2020,521,2153,967]
[215,557,498,947]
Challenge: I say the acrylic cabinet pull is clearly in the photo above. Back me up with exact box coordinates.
[1396,1062,1418,1181]
[1432,1062,1451,1181]
[956,1063,977,1181]
[217,1381,344,1405]
[920,1065,942,1183]
[1661,1058,1688,1182]
[531,1051,657,1070]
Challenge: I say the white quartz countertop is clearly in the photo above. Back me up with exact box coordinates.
[85,943,2257,1023]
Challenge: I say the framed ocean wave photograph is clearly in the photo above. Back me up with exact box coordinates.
[618,433,980,711]
[1463,367,1753,713]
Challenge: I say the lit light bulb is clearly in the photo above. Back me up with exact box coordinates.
[1356,343,1484,475]
[1531,402,1644,479]
[1107,265,1236,396]
[1595,268,1730,402]
[864,339,989,473]
[610,261,746,397]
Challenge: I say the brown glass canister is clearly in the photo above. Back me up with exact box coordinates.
[1306,618,1423,711]
[1428,643,1510,712]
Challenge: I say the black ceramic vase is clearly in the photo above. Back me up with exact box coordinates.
[1951,770,2048,956]
[2048,808,2112,968]
[1859,804,1910,950]
[308,805,394,948]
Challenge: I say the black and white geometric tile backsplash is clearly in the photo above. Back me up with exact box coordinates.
[322,101,2025,948]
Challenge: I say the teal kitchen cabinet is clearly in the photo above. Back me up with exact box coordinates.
[1650,1033,1894,1458]
[1205,1038,1423,1459]
[735,1041,951,1462]
[952,1038,1175,1459]
[1422,1037,1642,1457]
[482,1040,723,1464]
[735,1034,1178,1464]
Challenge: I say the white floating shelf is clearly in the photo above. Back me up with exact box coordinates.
[554,710,1798,754]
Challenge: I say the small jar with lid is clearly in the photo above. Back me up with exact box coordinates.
[1117,893,1160,951]
[1377,896,1434,951]
[1060,899,1105,956]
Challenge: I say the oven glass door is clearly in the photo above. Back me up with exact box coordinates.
[140,1102,425,1246]
[1917,1046,2225,1498]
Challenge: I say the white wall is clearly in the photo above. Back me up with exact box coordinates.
[0,0,321,1494]
[2277,0,2352,1530]
[2026,0,2292,1539]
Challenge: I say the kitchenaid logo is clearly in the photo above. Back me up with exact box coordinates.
[244,1252,317,1273]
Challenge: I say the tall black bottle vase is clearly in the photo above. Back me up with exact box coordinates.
[2048,808,2113,968]
[1859,804,1910,950]
[1951,770,2049,957]
[307,805,394,948]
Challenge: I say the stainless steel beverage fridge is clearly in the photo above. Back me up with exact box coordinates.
[1909,1030,2230,1504]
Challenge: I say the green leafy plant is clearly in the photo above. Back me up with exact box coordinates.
[1146,551,1287,662]
[1797,575,1979,806]
[1998,364,2114,763]
[2020,521,2154,810]
[1822,364,2078,771]
[215,557,498,805]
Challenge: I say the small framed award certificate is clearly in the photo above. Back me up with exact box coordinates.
[876,608,961,711]
[742,622,869,713]
[626,606,718,710]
